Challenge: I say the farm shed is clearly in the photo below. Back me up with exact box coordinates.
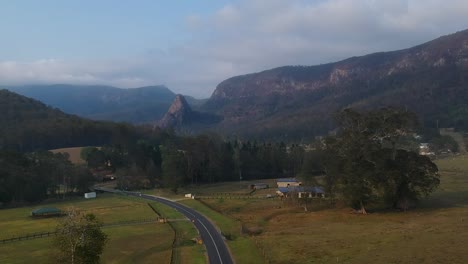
[277,186,325,198]
[250,183,269,190]
[31,207,63,218]
[276,178,302,188]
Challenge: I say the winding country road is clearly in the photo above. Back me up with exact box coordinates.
[95,187,233,264]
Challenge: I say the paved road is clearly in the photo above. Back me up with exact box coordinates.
[95,187,233,264]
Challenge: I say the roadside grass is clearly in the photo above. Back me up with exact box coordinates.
[175,155,468,264]
[101,224,173,264]
[180,199,264,264]
[0,193,173,264]
[149,202,206,264]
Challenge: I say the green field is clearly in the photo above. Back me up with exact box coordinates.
[0,194,173,264]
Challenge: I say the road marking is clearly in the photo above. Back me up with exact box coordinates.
[196,218,224,264]
[100,191,227,264]
[155,198,224,264]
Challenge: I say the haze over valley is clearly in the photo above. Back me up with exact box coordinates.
[1,1,468,264]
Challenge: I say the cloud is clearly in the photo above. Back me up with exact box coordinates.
[1,0,468,98]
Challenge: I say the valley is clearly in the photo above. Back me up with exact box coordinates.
[1,4,468,263]
[1,154,467,263]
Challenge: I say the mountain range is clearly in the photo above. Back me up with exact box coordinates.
[6,84,206,124]
[196,28,468,139]
[4,29,468,141]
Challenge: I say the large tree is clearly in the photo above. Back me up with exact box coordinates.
[54,208,108,264]
[324,108,440,213]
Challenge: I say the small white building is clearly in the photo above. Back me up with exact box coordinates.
[84,192,96,199]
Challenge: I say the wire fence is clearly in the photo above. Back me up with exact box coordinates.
[0,218,160,245]
[195,192,279,200]
[148,203,180,264]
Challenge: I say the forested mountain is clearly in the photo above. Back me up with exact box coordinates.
[7,84,205,124]
[0,89,138,151]
[201,29,468,140]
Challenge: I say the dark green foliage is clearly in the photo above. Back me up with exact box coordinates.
[161,147,187,193]
[380,150,440,210]
[323,108,440,211]
[0,89,140,152]
[0,150,95,205]
[430,135,459,153]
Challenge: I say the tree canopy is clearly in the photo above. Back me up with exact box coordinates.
[54,209,108,264]
[323,108,440,212]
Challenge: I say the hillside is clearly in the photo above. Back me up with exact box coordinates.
[202,29,468,139]
[0,89,137,151]
[7,84,205,124]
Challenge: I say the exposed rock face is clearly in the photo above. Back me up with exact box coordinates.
[201,29,468,139]
[157,94,193,128]
[157,94,222,131]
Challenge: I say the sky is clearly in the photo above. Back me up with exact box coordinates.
[1,0,468,98]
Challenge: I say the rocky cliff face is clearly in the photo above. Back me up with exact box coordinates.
[201,29,468,139]
[157,94,222,131]
[209,29,468,104]
[157,94,193,128]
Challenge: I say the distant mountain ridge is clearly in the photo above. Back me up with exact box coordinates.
[201,29,468,139]
[0,89,136,151]
[6,84,206,124]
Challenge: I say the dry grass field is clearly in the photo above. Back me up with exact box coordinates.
[180,155,468,264]
[50,146,86,164]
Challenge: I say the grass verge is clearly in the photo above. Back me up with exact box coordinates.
[180,199,264,264]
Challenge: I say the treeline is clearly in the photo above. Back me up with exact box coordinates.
[81,131,309,193]
[0,151,94,206]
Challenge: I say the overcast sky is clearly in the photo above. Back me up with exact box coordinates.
[1,0,468,98]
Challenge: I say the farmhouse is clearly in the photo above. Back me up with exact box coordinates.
[276,178,302,188]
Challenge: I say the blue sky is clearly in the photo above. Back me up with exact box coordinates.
[0,1,228,60]
[1,0,468,98]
